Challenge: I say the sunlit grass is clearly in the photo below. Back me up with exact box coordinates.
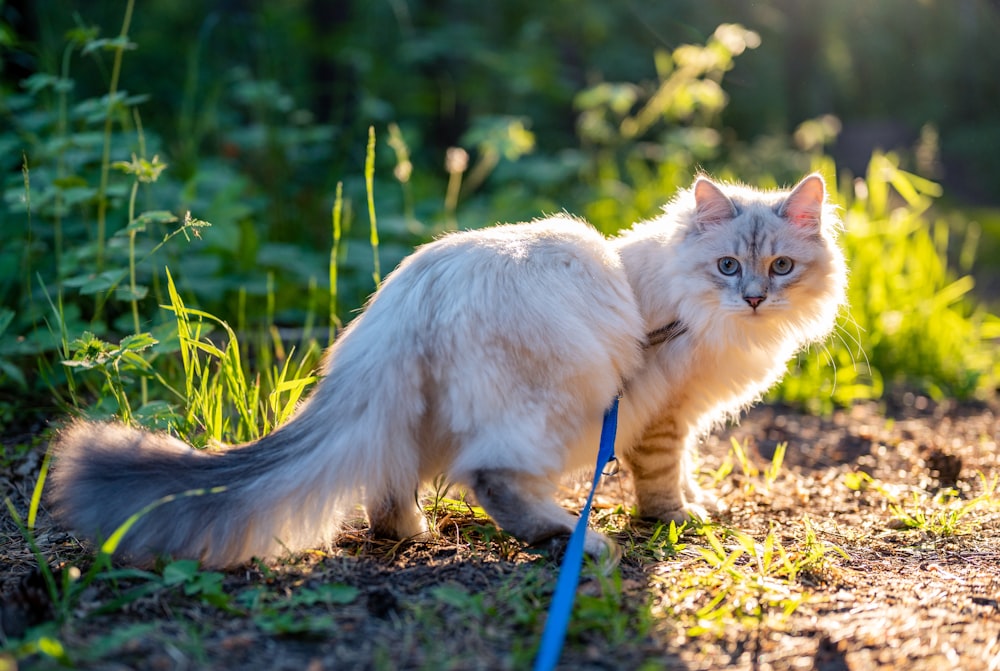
[162,268,320,445]
[365,125,382,287]
[645,521,845,638]
[844,469,1000,537]
[778,154,1000,410]
[604,437,846,639]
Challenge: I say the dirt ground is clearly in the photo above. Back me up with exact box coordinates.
[2,396,999,670]
[679,398,1000,671]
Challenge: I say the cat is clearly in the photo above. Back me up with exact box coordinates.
[48,173,847,568]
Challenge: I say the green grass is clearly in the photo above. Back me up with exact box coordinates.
[163,268,319,444]
[632,441,847,638]
[777,154,1000,410]
[845,470,1000,537]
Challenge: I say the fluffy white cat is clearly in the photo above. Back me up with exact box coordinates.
[49,173,847,568]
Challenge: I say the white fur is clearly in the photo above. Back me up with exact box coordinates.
[49,174,846,567]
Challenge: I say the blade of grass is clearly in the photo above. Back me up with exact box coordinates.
[330,181,343,340]
[365,126,381,287]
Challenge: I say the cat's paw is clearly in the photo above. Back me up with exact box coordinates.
[537,530,621,573]
[682,481,727,516]
[584,530,622,573]
[639,502,710,526]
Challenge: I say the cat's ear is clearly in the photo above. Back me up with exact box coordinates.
[780,173,826,230]
[693,177,737,226]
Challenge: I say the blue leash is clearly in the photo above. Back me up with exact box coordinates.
[532,395,621,671]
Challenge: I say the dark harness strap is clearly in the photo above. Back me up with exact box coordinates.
[645,320,687,348]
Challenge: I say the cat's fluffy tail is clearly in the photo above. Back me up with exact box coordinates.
[46,415,352,567]
[47,334,424,568]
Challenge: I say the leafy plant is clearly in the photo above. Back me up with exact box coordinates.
[578,24,763,234]
[704,437,788,495]
[62,330,159,424]
[628,520,688,562]
[571,569,652,646]
[778,154,1000,409]
[648,520,847,637]
[846,470,1000,536]
[245,582,359,636]
[163,268,319,445]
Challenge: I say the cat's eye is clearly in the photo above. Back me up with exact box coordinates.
[717,257,741,276]
[770,256,794,275]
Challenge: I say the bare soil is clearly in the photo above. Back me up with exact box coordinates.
[2,397,999,670]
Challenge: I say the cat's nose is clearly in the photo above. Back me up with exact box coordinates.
[744,295,766,309]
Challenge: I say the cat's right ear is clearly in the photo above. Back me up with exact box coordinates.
[780,173,826,230]
[693,177,737,227]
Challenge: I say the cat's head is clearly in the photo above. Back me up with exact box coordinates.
[677,173,847,344]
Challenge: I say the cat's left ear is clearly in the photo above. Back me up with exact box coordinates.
[780,173,826,230]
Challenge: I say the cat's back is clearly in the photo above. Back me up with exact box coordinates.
[390,215,627,303]
[377,214,643,378]
[430,215,613,268]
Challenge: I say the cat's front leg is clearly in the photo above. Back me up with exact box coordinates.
[627,415,710,524]
[679,448,727,515]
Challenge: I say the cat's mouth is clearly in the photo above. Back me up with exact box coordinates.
[732,301,779,318]
[727,303,766,316]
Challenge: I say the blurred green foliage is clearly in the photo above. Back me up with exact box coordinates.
[0,1,997,423]
[776,155,1000,411]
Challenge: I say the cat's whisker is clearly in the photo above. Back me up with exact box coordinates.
[831,329,855,367]
[834,318,872,374]
[819,340,839,397]
[838,306,868,350]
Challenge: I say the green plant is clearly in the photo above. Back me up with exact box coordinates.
[778,154,1000,409]
[705,437,788,495]
[764,442,787,488]
[244,582,359,636]
[164,269,319,445]
[1,7,356,421]
[84,559,233,618]
[577,24,762,234]
[62,330,159,424]
[364,126,382,287]
[847,470,1000,536]
[0,308,27,389]
[648,520,847,637]
[329,181,345,336]
[423,473,462,533]
[2,629,73,667]
[628,520,688,562]
[571,569,652,647]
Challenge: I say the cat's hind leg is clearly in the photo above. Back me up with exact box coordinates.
[469,468,620,565]
[367,490,428,540]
